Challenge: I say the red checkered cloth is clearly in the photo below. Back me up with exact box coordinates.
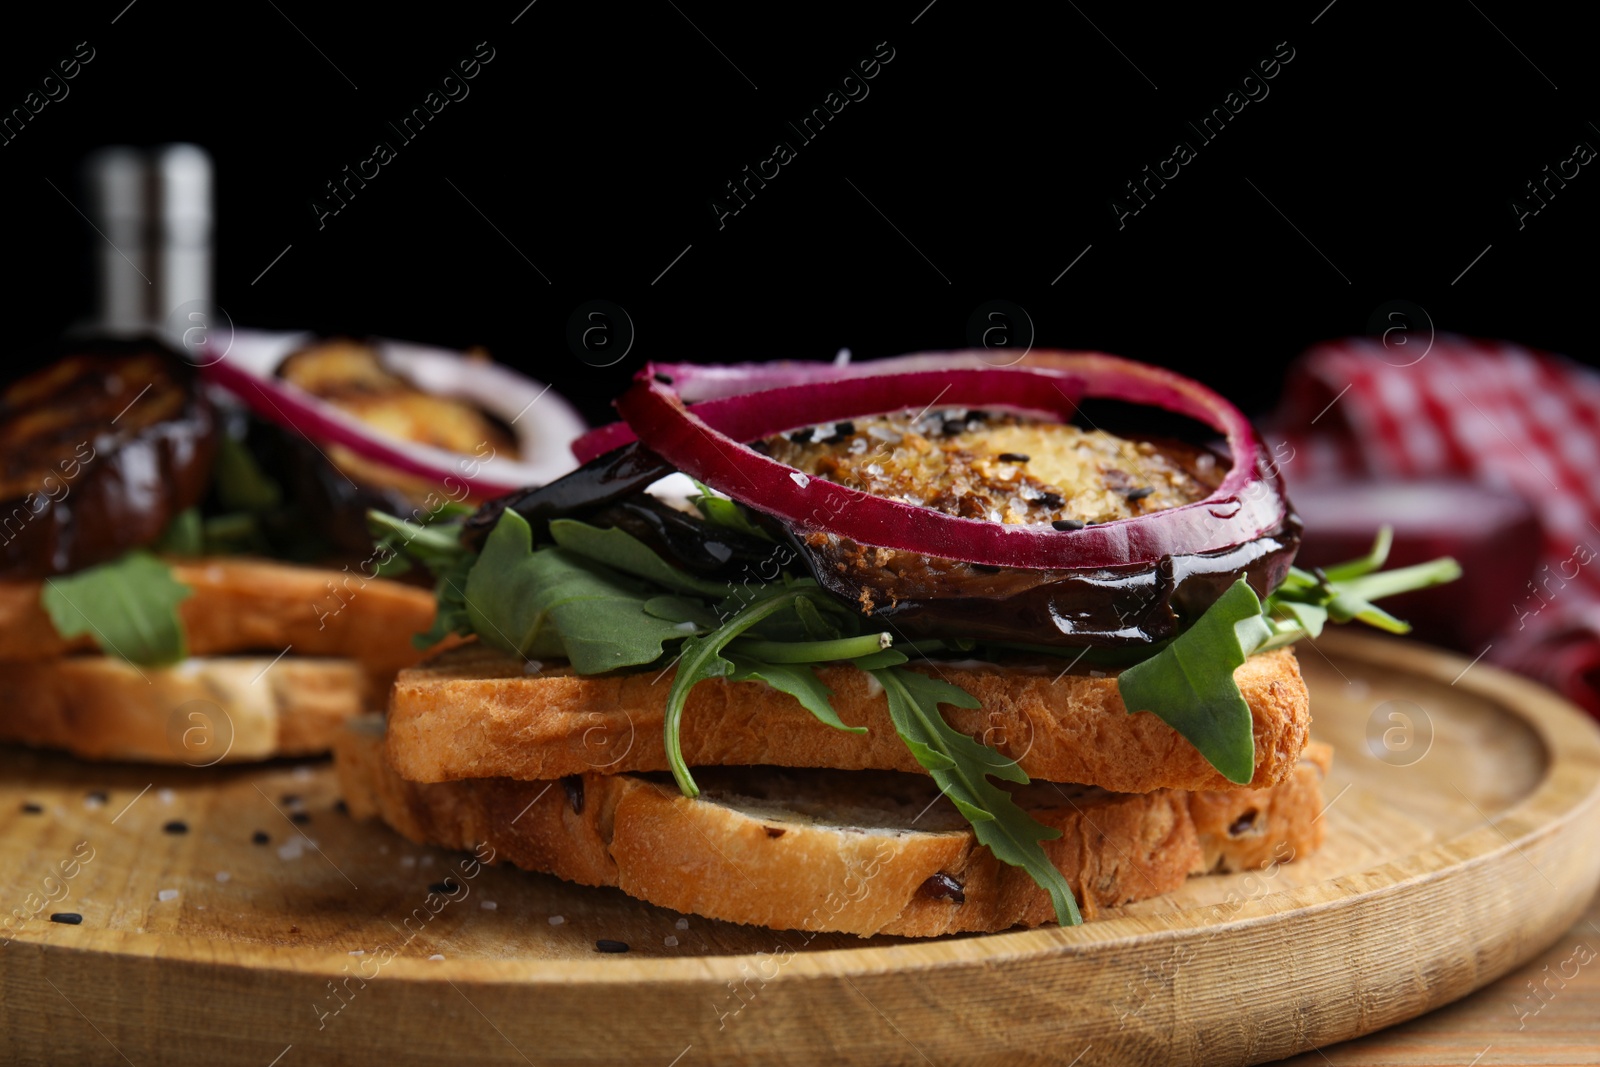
[1268,335,1600,716]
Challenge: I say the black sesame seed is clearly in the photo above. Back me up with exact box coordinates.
[595,939,630,953]
[763,826,786,838]
[49,913,84,925]
[334,799,348,815]
[1228,809,1260,837]
[788,427,814,444]
[920,872,966,903]
[1036,492,1064,509]
[834,421,855,436]
[965,410,990,422]
[969,563,1003,574]
[1052,519,1086,532]
[749,439,772,456]
[940,420,965,436]
[562,775,585,816]
[251,831,270,845]
[1124,487,1155,502]
[21,802,43,815]
[429,879,460,894]
[290,812,312,824]
[280,794,301,806]
[85,790,108,804]
[997,452,1030,463]
[163,820,188,835]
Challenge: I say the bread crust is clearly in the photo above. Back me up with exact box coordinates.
[0,556,451,690]
[0,655,365,762]
[338,716,1331,936]
[385,644,1310,794]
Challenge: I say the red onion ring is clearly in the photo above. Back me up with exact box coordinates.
[201,330,586,496]
[576,351,1114,463]
[613,353,1289,570]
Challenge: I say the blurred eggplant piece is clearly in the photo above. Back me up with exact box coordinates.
[269,339,520,553]
[1291,480,1541,652]
[0,340,217,578]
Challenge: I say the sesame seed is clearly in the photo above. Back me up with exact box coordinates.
[20,802,43,815]
[997,453,1031,463]
[1052,519,1086,532]
[157,889,179,902]
[595,939,630,953]
[50,913,83,925]
[548,915,565,925]
[1125,487,1155,501]
[251,831,270,845]
[163,820,188,835]
[428,954,445,961]
[480,900,498,911]
[290,812,312,825]
[429,880,458,894]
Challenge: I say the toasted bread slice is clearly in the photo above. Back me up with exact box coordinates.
[385,644,1310,793]
[0,655,366,763]
[338,715,1330,936]
[0,557,453,689]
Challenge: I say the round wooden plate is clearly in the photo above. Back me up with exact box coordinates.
[3,630,1599,1067]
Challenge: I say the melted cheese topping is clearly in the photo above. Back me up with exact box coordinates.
[763,411,1217,527]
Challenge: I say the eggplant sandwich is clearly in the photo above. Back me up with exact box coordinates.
[339,351,1459,935]
[0,336,580,764]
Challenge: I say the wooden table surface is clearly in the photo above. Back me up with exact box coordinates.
[1270,888,1600,1066]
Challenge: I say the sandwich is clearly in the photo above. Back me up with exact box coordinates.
[339,350,1459,934]
[0,335,579,764]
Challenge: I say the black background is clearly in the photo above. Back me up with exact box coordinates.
[3,0,1594,425]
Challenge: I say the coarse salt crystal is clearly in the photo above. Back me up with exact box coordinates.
[548,915,565,926]
[158,789,175,805]
[349,949,365,956]
[789,472,810,488]
[278,839,304,861]
[401,856,416,868]
[523,659,544,674]
[664,935,679,947]
[674,918,689,930]
[157,889,178,902]
[215,871,231,884]
[480,900,498,911]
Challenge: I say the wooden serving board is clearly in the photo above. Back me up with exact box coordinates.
[2,630,1599,1067]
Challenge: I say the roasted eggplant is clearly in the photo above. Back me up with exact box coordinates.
[0,341,217,578]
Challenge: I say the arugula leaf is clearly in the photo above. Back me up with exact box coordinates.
[690,479,774,542]
[724,654,864,734]
[547,519,731,598]
[874,667,1081,926]
[464,511,692,673]
[367,510,471,573]
[413,551,475,650]
[1259,529,1461,652]
[152,507,205,557]
[213,432,283,514]
[663,584,824,794]
[1116,579,1268,786]
[41,551,193,666]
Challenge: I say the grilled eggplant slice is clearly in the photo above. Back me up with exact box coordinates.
[0,341,217,578]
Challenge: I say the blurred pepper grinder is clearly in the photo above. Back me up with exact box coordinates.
[83,143,215,356]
